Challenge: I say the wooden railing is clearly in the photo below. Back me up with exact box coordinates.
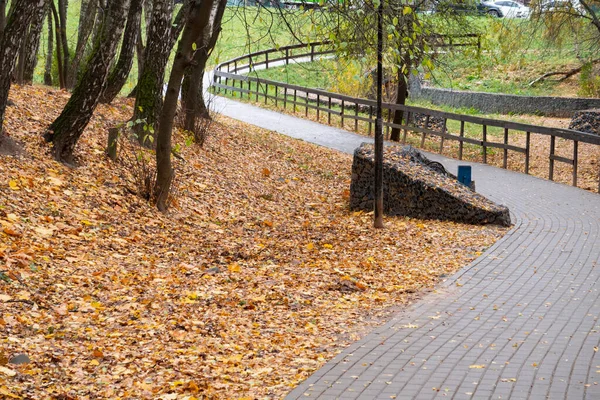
[212,42,600,193]
[429,34,482,51]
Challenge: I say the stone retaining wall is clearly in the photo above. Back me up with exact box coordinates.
[409,76,600,118]
[349,144,511,226]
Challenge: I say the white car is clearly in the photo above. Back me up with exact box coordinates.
[538,0,583,13]
[481,0,531,18]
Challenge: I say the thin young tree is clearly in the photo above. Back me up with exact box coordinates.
[374,0,384,228]
[154,0,227,210]
[44,10,53,86]
[266,0,464,227]
[181,0,226,130]
[57,0,70,85]
[44,0,131,162]
[0,0,47,141]
[49,0,66,88]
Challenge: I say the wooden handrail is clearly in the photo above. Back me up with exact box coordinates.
[212,41,600,193]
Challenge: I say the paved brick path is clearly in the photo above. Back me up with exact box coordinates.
[213,95,600,399]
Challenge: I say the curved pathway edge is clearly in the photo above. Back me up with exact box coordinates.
[210,92,600,400]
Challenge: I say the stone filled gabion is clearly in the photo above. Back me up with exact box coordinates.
[410,113,445,132]
[569,109,600,135]
[349,143,511,226]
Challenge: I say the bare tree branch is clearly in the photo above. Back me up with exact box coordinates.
[528,58,600,86]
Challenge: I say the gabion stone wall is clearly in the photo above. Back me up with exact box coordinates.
[349,144,511,226]
[408,75,600,118]
[569,109,600,135]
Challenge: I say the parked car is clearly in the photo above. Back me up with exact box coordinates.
[478,0,531,18]
[537,0,583,13]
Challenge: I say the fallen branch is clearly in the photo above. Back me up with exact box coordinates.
[4,299,50,310]
[529,58,600,86]
[171,149,185,161]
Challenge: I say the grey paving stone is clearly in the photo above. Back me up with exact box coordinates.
[214,91,600,400]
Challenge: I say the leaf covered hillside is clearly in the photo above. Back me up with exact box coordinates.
[0,85,507,398]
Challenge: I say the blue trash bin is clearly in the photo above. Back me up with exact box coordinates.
[457,165,472,187]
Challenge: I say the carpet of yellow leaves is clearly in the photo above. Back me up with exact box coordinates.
[226,94,600,194]
[0,85,507,398]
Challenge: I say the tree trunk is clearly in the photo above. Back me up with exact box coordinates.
[144,0,153,35]
[132,0,174,146]
[169,0,191,46]
[44,10,53,86]
[390,12,415,142]
[44,0,131,163]
[50,1,65,88]
[87,0,108,67]
[127,29,145,98]
[14,33,27,83]
[0,0,6,33]
[100,0,144,104]
[57,0,70,84]
[21,1,49,84]
[374,0,384,228]
[0,0,46,137]
[390,67,408,142]
[182,0,225,131]
[155,0,222,210]
[66,0,98,89]
[128,1,187,102]
[77,0,91,39]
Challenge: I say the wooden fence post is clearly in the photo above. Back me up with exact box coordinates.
[316,94,320,121]
[482,124,488,164]
[525,131,531,174]
[459,120,464,160]
[420,115,430,148]
[106,127,119,161]
[293,89,297,113]
[573,140,578,187]
[402,111,410,144]
[549,135,556,181]
[503,128,509,169]
[439,119,447,154]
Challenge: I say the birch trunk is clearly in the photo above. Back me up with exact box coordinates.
[0,0,46,138]
[132,0,173,146]
[44,0,131,163]
[67,0,99,89]
[100,0,144,103]
[21,1,50,84]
